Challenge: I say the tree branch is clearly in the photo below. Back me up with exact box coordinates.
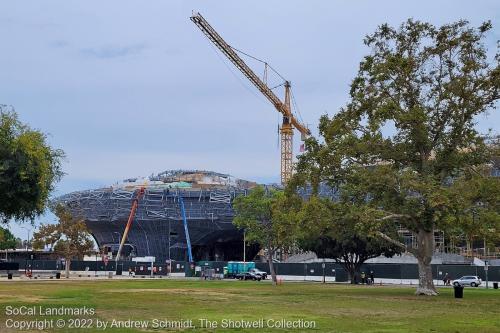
[376,231,418,256]
[377,214,411,221]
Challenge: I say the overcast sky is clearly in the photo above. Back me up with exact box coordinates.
[1,0,499,238]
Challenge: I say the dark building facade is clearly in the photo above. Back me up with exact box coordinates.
[54,170,259,262]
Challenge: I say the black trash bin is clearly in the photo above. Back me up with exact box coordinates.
[7,273,12,280]
[454,285,464,298]
[56,273,61,279]
[493,282,498,290]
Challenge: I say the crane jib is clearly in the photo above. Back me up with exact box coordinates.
[191,15,284,114]
[191,12,310,184]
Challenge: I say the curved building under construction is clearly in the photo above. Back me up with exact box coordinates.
[54,170,258,262]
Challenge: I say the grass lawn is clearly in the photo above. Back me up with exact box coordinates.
[0,279,499,332]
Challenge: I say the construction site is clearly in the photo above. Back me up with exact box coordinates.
[53,12,313,264]
[2,4,500,333]
[54,170,259,262]
[50,12,499,267]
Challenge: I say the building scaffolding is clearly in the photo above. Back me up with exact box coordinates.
[53,170,256,262]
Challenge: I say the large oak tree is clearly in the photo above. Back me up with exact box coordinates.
[294,20,499,295]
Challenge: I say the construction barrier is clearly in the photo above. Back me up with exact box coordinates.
[4,260,500,282]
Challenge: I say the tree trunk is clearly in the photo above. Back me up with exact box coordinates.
[343,263,356,284]
[267,245,277,285]
[415,229,438,296]
[65,258,71,278]
[347,267,356,284]
[343,257,365,284]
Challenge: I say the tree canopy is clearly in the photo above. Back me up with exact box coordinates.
[233,186,300,284]
[297,195,401,283]
[445,165,500,255]
[32,205,94,277]
[0,105,65,223]
[294,19,499,295]
[0,226,17,250]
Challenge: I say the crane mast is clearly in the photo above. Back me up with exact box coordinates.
[190,12,310,184]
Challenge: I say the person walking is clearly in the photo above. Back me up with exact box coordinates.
[361,272,366,284]
[369,271,374,284]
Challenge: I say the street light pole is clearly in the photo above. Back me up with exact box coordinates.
[168,220,171,277]
[113,231,122,275]
[485,260,489,289]
[243,230,247,272]
[113,232,122,259]
[20,226,31,251]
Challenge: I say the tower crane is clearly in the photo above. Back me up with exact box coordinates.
[190,12,310,185]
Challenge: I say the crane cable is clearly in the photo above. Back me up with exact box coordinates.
[269,82,286,91]
[206,38,268,106]
[207,38,307,133]
[290,88,305,128]
[232,45,306,127]
[230,46,287,83]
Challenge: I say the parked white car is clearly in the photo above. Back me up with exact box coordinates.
[452,276,482,287]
